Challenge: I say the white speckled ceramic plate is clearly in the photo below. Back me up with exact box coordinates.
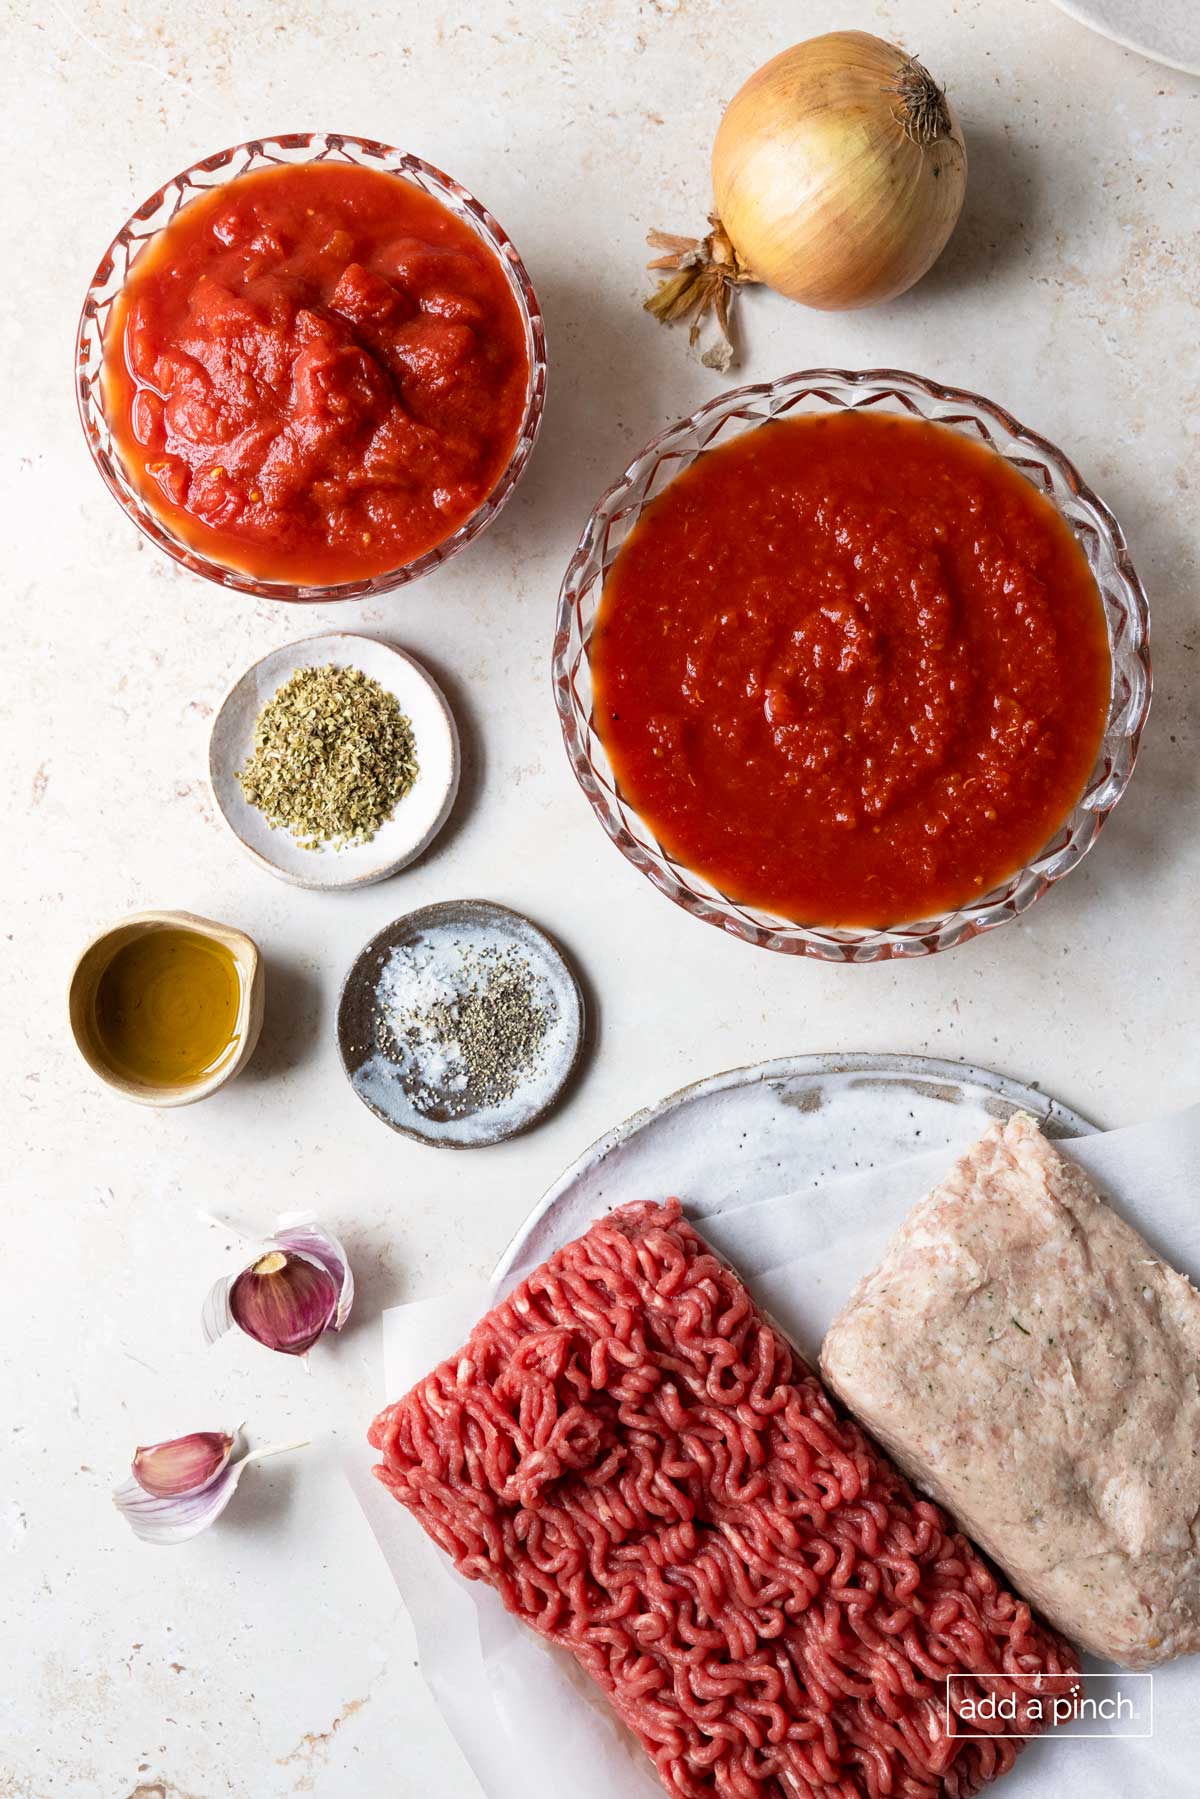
[1049,0,1200,74]
[338,900,585,1148]
[494,1052,1094,1285]
[209,633,459,891]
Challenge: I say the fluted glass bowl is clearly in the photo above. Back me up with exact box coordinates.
[552,369,1151,963]
[76,131,547,602]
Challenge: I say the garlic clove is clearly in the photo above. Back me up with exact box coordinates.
[132,1429,234,1498]
[114,1433,307,1545]
[200,1213,352,1353]
[273,1215,354,1331]
[229,1248,339,1356]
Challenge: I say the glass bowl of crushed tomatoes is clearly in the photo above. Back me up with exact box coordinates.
[77,132,546,601]
[553,369,1151,962]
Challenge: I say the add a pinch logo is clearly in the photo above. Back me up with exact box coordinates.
[946,1673,1154,1740]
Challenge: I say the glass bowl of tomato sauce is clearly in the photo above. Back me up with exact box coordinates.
[76,132,547,601]
[553,369,1151,962]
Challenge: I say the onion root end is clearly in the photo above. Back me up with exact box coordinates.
[644,217,757,372]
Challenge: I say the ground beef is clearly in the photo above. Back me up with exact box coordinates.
[369,1198,1077,1798]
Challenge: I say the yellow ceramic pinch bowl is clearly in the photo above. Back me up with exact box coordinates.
[68,910,264,1107]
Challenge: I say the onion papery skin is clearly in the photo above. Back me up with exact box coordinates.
[712,31,967,312]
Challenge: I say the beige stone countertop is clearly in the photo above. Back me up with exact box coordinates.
[4,0,1198,1793]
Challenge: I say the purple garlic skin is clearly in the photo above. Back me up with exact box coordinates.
[229,1250,339,1356]
[132,1430,234,1498]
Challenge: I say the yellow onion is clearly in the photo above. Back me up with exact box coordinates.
[647,32,967,365]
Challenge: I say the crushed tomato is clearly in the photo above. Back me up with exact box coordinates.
[590,412,1112,929]
[103,162,531,584]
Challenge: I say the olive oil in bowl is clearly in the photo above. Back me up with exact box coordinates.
[93,928,241,1086]
[69,910,264,1106]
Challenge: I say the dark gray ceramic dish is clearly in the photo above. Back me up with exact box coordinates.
[337,900,584,1149]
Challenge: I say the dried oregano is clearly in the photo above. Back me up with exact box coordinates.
[237,664,418,851]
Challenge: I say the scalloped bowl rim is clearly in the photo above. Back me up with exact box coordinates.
[552,367,1152,963]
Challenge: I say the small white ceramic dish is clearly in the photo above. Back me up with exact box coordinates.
[209,633,459,891]
[68,909,264,1108]
[1049,0,1200,74]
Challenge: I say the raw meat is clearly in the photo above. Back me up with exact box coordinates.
[822,1113,1200,1668]
[370,1198,1076,1797]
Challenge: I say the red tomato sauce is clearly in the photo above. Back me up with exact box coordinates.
[591,413,1112,929]
[104,162,531,585]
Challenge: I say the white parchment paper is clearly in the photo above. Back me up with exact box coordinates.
[349,1106,1200,1798]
